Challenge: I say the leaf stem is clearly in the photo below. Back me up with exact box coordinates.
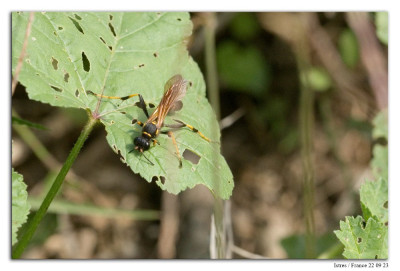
[12,115,98,259]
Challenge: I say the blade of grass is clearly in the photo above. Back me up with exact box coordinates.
[12,114,97,259]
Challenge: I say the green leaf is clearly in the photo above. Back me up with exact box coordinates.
[338,28,359,68]
[360,178,388,224]
[301,67,332,92]
[371,109,388,180]
[372,109,388,140]
[371,145,388,180]
[12,168,31,246]
[281,233,339,259]
[217,40,270,97]
[12,116,48,130]
[12,12,233,199]
[375,12,388,45]
[334,216,387,259]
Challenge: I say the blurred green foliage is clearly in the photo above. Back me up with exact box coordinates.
[281,233,341,259]
[375,12,388,45]
[217,13,270,97]
[217,41,271,97]
[301,67,332,92]
[338,29,359,68]
[229,13,261,41]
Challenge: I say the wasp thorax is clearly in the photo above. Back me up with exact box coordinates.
[134,136,150,151]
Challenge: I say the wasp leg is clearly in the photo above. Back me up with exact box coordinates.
[164,119,211,142]
[152,139,160,146]
[87,90,139,101]
[136,94,150,118]
[160,130,182,168]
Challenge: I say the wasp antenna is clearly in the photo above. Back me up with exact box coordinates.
[142,153,155,166]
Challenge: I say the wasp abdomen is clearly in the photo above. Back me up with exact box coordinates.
[142,123,158,138]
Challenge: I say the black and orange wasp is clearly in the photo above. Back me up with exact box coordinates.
[88,74,211,167]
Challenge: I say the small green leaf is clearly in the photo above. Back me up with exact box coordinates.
[360,178,388,224]
[12,116,48,130]
[12,12,234,199]
[375,12,388,45]
[12,168,31,246]
[338,28,359,68]
[334,216,387,259]
[301,67,332,92]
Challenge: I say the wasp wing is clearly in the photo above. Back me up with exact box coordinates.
[147,74,188,128]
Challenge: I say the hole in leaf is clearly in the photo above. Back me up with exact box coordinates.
[374,137,388,146]
[357,237,362,243]
[53,31,58,36]
[112,144,117,152]
[108,22,116,37]
[51,57,58,70]
[75,89,79,97]
[361,221,366,229]
[58,26,63,30]
[74,14,82,20]
[99,36,106,44]
[177,18,182,21]
[108,46,112,51]
[64,72,70,82]
[189,81,193,87]
[152,176,158,182]
[131,119,138,125]
[25,59,30,64]
[110,120,115,125]
[117,149,125,162]
[383,201,388,208]
[182,149,201,164]
[81,52,90,72]
[109,14,113,21]
[120,111,126,115]
[160,176,166,184]
[375,255,378,259]
[385,221,388,226]
[68,16,84,34]
[50,85,63,92]
[153,52,158,57]
[148,103,155,108]
[139,64,145,68]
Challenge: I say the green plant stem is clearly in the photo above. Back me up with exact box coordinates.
[295,27,316,258]
[204,12,227,259]
[299,67,316,258]
[12,116,97,259]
